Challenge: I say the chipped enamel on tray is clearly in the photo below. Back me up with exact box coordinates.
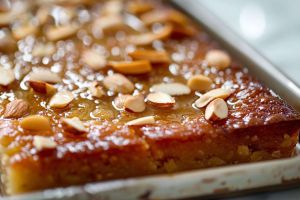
[1,0,300,199]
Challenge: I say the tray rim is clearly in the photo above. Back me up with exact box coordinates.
[2,1,300,199]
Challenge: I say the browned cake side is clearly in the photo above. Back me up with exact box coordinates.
[0,0,299,195]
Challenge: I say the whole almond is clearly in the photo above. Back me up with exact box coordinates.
[4,99,29,118]
[20,115,51,131]
[187,75,213,91]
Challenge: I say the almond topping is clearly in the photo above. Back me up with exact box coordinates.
[28,80,57,95]
[128,23,173,46]
[89,82,105,98]
[0,67,15,86]
[205,98,228,121]
[49,91,74,108]
[102,0,123,16]
[129,49,170,64]
[82,49,107,70]
[127,2,153,15]
[93,15,124,34]
[20,115,51,131]
[124,94,146,113]
[29,68,61,84]
[187,75,213,92]
[46,24,80,41]
[3,99,29,118]
[150,83,191,96]
[126,116,155,126]
[110,60,152,75]
[61,117,88,134]
[33,136,57,151]
[205,50,231,70]
[113,94,131,111]
[141,10,187,26]
[103,73,134,94]
[146,92,175,108]
[12,22,37,40]
[32,43,55,57]
[194,88,232,108]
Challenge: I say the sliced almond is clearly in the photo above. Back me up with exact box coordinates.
[110,60,152,75]
[127,2,153,15]
[93,15,124,34]
[146,92,175,108]
[46,24,80,41]
[12,22,37,40]
[28,80,57,95]
[49,91,74,108]
[113,94,131,111]
[194,88,232,108]
[0,67,15,86]
[61,117,88,134]
[103,73,134,94]
[33,136,57,151]
[102,0,123,16]
[29,68,61,83]
[82,49,107,70]
[20,115,51,131]
[128,23,172,46]
[129,49,170,64]
[89,82,105,98]
[205,98,228,121]
[140,10,187,26]
[126,116,155,126]
[3,99,29,118]
[150,83,191,96]
[124,94,146,113]
[187,75,213,92]
[32,43,56,57]
[205,50,231,70]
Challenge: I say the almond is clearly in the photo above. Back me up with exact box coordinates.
[129,49,170,64]
[140,10,187,26]
[82,49,107,70]
[113,94,131,111]
[110,60,152,75]
[3,99,29,118]
[0,67,15,86]
[32,43,56,57]
[150,82,191,96]
[205,98,228,121]
[89,82,105,98]
[49,91,74,108]
[33,136,57,151]
[103,73,134,94]
[29,68,61,84]
[128,23,172,46]
[12,22,37,40]
[124,94,146,113]
[146,92,175,108]
[28,80,57,95]
[187,75,213,91]
[127,2,153,15]
[20,115,51,131]
[61,117,88,134]
[46,24,80,41]
[93,15,124,34]
[194,88,232,108]
[102,0,123,16]
[205,50,231,70]
[126,116,155,126]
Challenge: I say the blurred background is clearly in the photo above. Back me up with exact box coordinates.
[200,0,300,85]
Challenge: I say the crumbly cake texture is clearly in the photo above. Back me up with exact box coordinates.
[0,0,299,195]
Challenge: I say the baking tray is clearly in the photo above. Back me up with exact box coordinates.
[2,1,300,199]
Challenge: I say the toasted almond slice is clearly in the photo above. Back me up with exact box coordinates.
[150,83,191,96]
[46,24,80,41]
[141,10,187,26]
[33,136,57,151]
[0,67,15,86]
[20,115,51,131]
[205,50,231,70]
[124,94,146,113]
[128,23,172,46]
[82,49,107,70]
[205,98,228,121]
[61,117,88,134]
[93,15,124,33]
[146,92,175,108]
[127,2,153,15]
[3,99,29,119]
[113,94,131,111]
[187,75,213,92]
[194,88,232,108]
[102,0,123,16]
[28,80,57,95]
[110,60,152,75]
[49,91,74,108]
[126,116,155,126]
[89,82,105,98]
[12,22,37,40]
[129,49,170,64]
[32,43,55,57]
[29,68,61,83]
[103,73,134,94]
